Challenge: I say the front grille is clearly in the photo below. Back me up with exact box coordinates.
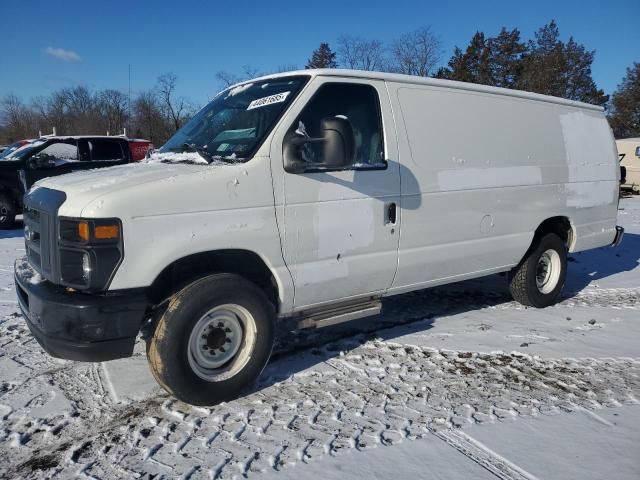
[24,207,52,275]
[23,188,67,282]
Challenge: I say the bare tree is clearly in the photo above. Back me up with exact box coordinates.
[132,90,172,143]
[157,72,188,132]
[337,35,386,71]
[389,26,442,76]
[0,95,36,141]
[99,89,129,135]
[215,65,263,88]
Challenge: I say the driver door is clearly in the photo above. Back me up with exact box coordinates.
[24,139,83,188]
[270,78,400,310]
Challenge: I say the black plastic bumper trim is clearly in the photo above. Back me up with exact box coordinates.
[15,257,148,362]
[612,226,624,247]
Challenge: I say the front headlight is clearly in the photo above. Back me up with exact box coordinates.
[58,217,123,290]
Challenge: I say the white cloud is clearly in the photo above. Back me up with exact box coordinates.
[45,47,81,62]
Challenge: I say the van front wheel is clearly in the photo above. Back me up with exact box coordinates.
[146,274,275,406]
[509,233,567,308]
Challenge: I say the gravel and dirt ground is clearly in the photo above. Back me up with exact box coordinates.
[0,198,639,479]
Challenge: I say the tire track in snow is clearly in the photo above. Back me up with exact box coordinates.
[435,430,539,480]
[2,339,637,479]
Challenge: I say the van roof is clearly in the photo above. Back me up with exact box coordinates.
[616,137,640,143]
[242,68,604,112]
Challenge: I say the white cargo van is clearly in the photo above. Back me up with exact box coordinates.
[15,69,623,405]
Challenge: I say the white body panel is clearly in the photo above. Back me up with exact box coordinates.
[617,138,640,190]
[269,77,400,310]
[387,82,618,292]
[34,69,620,316]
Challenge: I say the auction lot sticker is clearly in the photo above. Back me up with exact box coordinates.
[247,91,290,110]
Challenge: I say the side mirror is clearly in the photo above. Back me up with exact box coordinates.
[28,153,55,169]
[283,116,356,173]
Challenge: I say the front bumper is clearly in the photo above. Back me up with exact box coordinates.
[612,226,624,247]
[15,257,148,362]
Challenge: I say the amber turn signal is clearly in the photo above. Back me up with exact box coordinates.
[95,225,120,240]
[78,221,90,241]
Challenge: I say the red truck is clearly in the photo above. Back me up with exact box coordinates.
[127,138,153,161]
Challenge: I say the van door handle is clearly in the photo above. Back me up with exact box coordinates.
[387,202,397,224]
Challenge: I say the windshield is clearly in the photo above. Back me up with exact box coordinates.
[160,76,309,162]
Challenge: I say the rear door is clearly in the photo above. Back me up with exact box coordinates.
[270,78,400,309]
[85,138,130,166]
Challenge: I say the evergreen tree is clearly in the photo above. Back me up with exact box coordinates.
[608,63,640,138]
[436,32,490,84]
[306,43,337,69]
[518,21,608,105]
[487,28,526,88]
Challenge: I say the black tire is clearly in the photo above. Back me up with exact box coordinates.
[0,194,16,229]
[508,233,567,308]
[146,273,275,406]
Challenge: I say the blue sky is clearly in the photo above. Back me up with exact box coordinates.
[1,0,638,107]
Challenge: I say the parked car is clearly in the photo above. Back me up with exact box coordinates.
[0,135,132,228]
[0,139,36,159]
[14,69,623,406]
[616,138,640,193]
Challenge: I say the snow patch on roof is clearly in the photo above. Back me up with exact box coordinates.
[226,83,254,98]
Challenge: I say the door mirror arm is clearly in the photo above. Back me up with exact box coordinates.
[27,153,56,170]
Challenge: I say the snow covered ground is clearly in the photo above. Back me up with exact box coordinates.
[1,198,639,479]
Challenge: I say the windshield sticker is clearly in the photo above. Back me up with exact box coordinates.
[247,91,291,110]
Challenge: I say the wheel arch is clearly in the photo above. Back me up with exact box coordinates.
[532,216,574,249]
[147,249,282,313]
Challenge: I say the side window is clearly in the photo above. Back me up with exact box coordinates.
[293,83,385,169]
[89,140,124,161]
[38,140,79,165]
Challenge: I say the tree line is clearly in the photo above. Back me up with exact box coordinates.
[0,73,197,146]
[1,20,638,145]
[301,21,638,137]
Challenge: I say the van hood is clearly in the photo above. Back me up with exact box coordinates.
[33,160,262,218]
[36,162,208,197]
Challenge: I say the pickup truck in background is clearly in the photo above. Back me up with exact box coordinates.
[0,135,134,228]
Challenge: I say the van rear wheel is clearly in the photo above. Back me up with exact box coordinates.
[146,273,275,406]
[508,233,567,308]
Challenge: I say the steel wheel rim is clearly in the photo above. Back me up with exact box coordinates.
[187,304,257,382]
[536,249,561,294]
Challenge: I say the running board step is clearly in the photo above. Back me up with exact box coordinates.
[297,299,382,329]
